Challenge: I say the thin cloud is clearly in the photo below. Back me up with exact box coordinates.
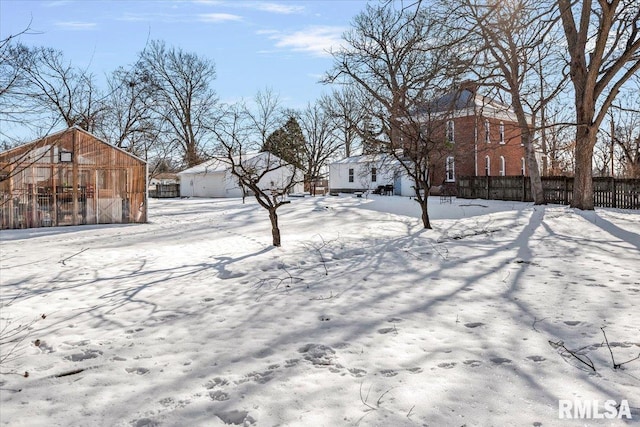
[192,0,224,4]
[55,21,98,30]
[44,1,73,6]
[198,13,243,23]
[199,1,304,15]
[253,3,304,14]
[266,26,346,57]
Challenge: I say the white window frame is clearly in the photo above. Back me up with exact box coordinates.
[521,157,526,175]
[485,156,491,176]
[499,156,506,176]
[484,119,490,143]
[446,120,455,143]
[445,156,455,182]
[499,121,505,144]
[371,167,377,182]
[348,168,354,183]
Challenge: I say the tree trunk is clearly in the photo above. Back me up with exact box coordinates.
[416,187,432,229]
[523,129,545,205]
[571,125,596,210]
[268,208,281,247]
[420,200,432,229]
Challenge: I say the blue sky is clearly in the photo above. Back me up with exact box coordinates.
[1,0,370,109]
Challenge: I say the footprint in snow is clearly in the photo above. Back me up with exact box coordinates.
[378,327,396,334]
[65,349,102,362]
[464,322,485,328]
[463,360,482,367]
[564,321,581,326]
[380,369,398,377]
[284,358,300,368]
[125,367,149,375]
[209,390,230,401]
[298,344,335,366]
[132,417,158,427]
[490,357,512,365]
[238,370,275,384]
[438,362,456,369]
[348,368,367,377]
[527,355,546,362]
[205,377,229,389]
[215,410,256,426]
[406,367,423,374]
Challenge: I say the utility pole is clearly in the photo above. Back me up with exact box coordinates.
[610,114,615,177]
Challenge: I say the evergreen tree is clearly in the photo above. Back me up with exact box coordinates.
[262,116,306,170]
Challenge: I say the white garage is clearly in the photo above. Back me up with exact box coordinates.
[178,152,303,198]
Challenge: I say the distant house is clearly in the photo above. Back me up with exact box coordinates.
[178,152,304,198]
[0,127,147,229]
[328,154,414,196]
[149,172,179,187]
[148,172,180,199]
[414,84,529,187]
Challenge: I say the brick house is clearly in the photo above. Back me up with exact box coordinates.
[415,86,528,190]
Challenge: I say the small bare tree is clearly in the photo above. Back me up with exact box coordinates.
[212,99,301,247]
[299,101,342,189]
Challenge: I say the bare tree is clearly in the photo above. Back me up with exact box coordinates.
[212,97,301,247]
[606,89,640,178]
[299,101,342,189]
[449,0,569,204]
[540,103,577,175]
[558,0,640,209]
[2,44,103,136]
[245,88,284,149]
[136,40,219,168]
[325,2,459,229]
[320,87,366,157]
[97,67,157,155]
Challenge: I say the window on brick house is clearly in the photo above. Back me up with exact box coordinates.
[499,156,506,176]
[484,119,490,143]
[485,156,491,176]
[521,157,526,175]
[446,120,455,143]
[499,122,505,144]
[445,156,455,182]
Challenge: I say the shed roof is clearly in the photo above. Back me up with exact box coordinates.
[0,126,147,165]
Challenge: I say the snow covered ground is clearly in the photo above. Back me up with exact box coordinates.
[1,194,639,427]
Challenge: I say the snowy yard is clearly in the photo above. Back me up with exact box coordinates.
[1,195,639,426]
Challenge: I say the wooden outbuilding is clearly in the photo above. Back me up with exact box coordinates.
[0,127,147,229]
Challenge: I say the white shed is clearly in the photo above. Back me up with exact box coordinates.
[328,154,415,196]
[178,152,303,198]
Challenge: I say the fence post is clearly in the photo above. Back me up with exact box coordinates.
[612,177,617,208]
[487,176,491,200]
[563,176,569,205]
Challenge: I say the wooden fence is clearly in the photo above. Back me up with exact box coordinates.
[149,183,180,198]
[457,176,640,209]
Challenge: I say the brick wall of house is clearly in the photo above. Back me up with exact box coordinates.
[430,115,527,188]
[477,118,527,176]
